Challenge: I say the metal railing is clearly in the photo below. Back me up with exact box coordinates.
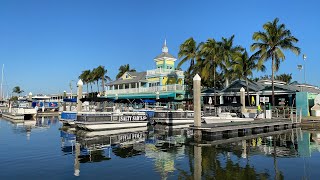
[105,84,185,95]
[146,68,184,77]
[272,106,302,123]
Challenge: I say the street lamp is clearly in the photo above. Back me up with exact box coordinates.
[297,64,303,91]
[303,54,307,84]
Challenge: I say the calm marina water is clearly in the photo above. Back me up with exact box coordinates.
[1,117,320,179]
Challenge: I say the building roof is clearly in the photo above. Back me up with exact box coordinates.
[154,52,176,60]
[154,39,177,61]
[107,71,147,85]
[221,80,264,93]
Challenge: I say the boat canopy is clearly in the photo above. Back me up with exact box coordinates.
[63,98,77,103]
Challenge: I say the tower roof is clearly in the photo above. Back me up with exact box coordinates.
[154,39,176,61]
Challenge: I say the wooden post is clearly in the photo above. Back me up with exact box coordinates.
[193,74,201,127]
[63,90,66,111]
[77,79,83,112]
[194,145,202,180]
[28,92,33,111]
[240,87,245,113]
[74,143,80,177]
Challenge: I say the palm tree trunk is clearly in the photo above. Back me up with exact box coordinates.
[213,62,216,106]
[102,76,105,94]
[272,55,275,106]
[96,80,99,93]
[86,84,89,97]
[246,77,250,106]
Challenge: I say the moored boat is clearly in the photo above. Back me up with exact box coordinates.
[75,111,148,131]
[202,112,254,124]
[152,110,195,125]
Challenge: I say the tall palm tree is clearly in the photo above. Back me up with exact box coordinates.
[91,67,101,92]
[251,18,300,105]
[199,38,222,105]
[116,64,136,80]
[177,37,201,72]
[220,35,244,87]
[93,65,112,94]
[79,70,91,94]
[178,38,201,96]
[232,50,265,105]
[88,70,95,93]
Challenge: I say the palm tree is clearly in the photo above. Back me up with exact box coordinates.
[88,71,95,94]
[79,70,91,94]
[93,65,112,94]
[232,50,265,105]
[91,67,100,92]
[251,18,300,105]
[199,38,222,105]
[177,37,201,72]
[12,86,24,96]
[116,64,136,80]
[275,73,292,84]
[220,35,244,87]
[178,38,202,96]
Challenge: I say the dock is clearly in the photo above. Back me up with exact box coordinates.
[37,111,59,117]
[2,113,25,120]
[190,119,300,141]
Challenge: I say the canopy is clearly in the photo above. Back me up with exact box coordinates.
[63,98,77,103]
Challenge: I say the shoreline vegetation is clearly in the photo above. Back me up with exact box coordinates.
[77,18,300,106]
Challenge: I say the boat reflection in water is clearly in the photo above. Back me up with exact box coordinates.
[61,126,147,176]
[5,116,59,140]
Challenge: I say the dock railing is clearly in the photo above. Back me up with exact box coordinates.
[272,106,302,123]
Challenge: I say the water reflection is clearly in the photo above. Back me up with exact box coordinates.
[58,124,320,179]
[5,116,58,140]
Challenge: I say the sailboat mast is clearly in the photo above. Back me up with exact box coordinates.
[0,64,3,100]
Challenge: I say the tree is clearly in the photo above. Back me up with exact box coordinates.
[232,50,265,105]
[116,64,136,80]
[275,73,292,84]
[220,35,244,87]
[177,37,201,72]
[92,65,112,93]
[178,37,201,96]
[251,18,300,106]
[199,38,222,105]
[79,70,91,94]
[12,86,24,95]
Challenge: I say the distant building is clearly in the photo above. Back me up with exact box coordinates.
[104,40,185,101]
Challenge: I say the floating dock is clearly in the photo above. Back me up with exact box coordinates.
[190,119,300,141]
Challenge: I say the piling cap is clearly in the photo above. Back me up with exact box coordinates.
[240,87,245,92]
[193,74,201,81]
[28,92,32,96]
[77,79,83,86]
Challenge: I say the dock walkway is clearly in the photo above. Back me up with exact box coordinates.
[190,119,300,141]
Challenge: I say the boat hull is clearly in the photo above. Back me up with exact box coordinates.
[76,121,148,131]
[202,117,254,124]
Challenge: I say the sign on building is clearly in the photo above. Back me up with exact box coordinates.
[260,97,269,103]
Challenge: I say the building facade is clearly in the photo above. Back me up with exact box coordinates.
[104,40,185,101]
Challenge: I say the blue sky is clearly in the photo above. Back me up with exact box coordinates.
[0,0,319,95]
